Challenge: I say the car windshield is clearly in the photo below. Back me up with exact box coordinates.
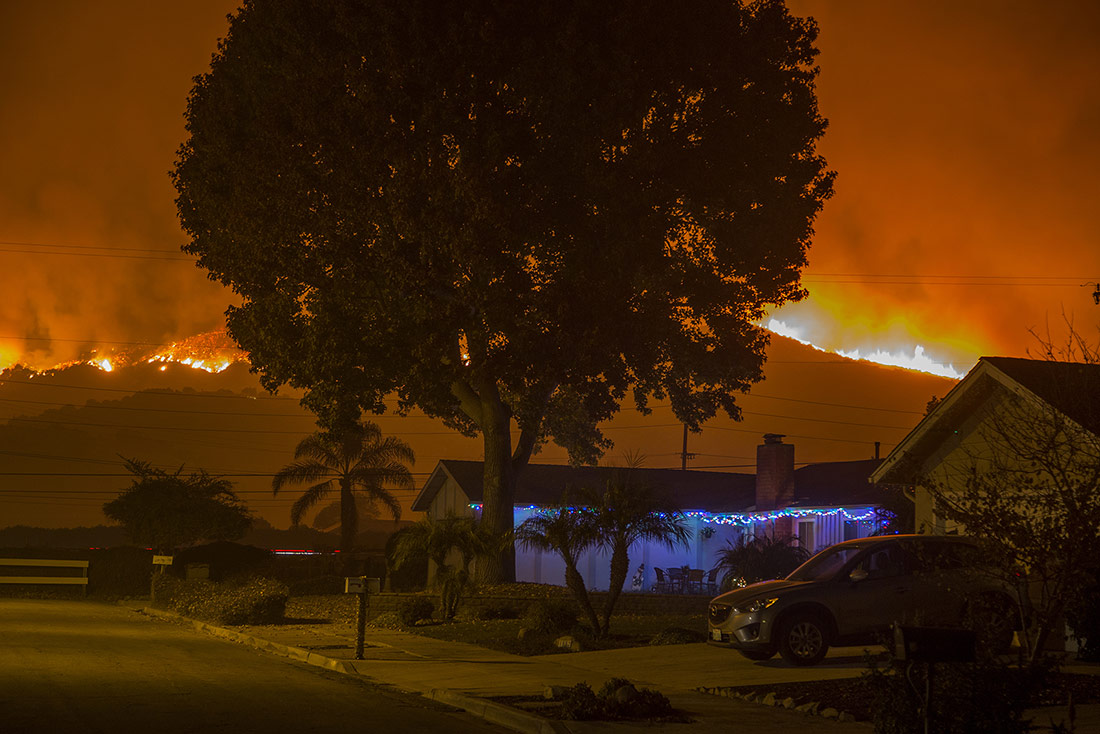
[786,544,867,582]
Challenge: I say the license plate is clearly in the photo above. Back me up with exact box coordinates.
[711,628,722,641]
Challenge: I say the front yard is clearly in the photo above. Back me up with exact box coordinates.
[284,591,707,656]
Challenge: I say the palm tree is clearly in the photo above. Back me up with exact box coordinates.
[516,504,602,633]
[389,512,490,618]
[586,471,690,635]
[714,533,810,591]
[272,421,414,552]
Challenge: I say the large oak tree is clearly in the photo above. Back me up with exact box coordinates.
[173,0,834,581]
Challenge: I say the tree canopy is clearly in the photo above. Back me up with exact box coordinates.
[271,421,413,551]
[173,0,833,580]
[103,458,252,552]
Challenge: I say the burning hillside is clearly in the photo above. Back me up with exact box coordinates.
[2,331,248,377]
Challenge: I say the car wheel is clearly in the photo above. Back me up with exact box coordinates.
[737,648,776,662]
[777,613,829,666]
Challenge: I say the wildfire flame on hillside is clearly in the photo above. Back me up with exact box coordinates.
[12,331,250,376]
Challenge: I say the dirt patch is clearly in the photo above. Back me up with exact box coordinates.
[710,672,1100,722]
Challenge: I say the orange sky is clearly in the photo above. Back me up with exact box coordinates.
[1,1,1098,373]
[9,1,1092,529]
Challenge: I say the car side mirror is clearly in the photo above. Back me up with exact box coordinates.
[849,568,869,583]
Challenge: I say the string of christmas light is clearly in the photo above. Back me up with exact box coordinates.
[467,503,878,526]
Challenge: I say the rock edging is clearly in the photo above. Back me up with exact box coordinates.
[696,685,859,723]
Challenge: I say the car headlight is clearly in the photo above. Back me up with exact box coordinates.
[733,597,778,614]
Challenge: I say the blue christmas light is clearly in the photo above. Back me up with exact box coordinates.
[468,503,878,526]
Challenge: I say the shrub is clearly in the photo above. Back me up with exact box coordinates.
[559,679,676,721]
[475,601,521,621]
[152,574,288,625]
[523,598,578,634]
[1067,567,1100,661]
[560,683,602,721]
[397,596,435,626]
[648,626,706,645]
[597,677,634,699]
[369,611,405,630]
[865,655,1043,734]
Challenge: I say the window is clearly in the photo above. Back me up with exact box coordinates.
[843,520,860,541]
[798,521,815,552]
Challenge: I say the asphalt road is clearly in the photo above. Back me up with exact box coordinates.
[0,599,507,734]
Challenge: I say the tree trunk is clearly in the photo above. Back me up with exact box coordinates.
[340,479,357,572]
[565,563,601,634]
[600,541,630,636]
[478,385,516,583]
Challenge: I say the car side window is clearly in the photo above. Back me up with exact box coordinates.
[857,545,905,579]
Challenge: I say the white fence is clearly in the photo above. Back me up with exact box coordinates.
[0,558,89,594]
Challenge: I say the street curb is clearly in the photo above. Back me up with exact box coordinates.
[428,689,571,734]
[142,606,356,674]
[140,606,558,734]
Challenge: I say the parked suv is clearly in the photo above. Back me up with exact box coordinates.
[707,534,1021,666]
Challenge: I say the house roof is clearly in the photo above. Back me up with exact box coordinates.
[792,459,885,507]
[412,457,884,514]
[412,459,755,513]
[982,357,1100,436]
[871,356,1100,485]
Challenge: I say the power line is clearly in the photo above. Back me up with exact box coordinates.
[0,240,183,255]
[0,377,299,401]
[804,279,1077,287]
[809,272,1083,280]
[747,392,923,415]
[0,396,317,418]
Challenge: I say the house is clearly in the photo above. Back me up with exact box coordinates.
[870,356,1100,533]
[412,434,885,591]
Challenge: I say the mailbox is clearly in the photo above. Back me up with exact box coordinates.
[344,576,381,595]
[894,625,976,663]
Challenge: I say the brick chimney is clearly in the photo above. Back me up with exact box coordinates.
[755,433,794,510]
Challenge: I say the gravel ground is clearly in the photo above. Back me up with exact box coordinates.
[718,672,1100,722]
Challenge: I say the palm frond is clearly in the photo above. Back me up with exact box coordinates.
[271,459,333,494]
[289,480,335,526]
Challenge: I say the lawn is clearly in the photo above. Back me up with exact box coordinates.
[284,592,707,656]
[409,612,707,656]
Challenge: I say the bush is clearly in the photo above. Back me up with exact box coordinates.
[866,656,1043,734]
[369,611,405,630]
[559,679,676,721]
[1067,568,1100,661]
[397,596,435,626]
[560,683,603,720]
[523,598,578,634]
[475,601,521,621]
[648,626,706,645]
[153,574,288,625]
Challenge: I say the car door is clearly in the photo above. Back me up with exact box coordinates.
[827,542,916,640]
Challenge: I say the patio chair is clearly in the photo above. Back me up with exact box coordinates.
[666,566,685,593]
[653,567,671,593]
[687,568,705,594]
[704,567,719,595]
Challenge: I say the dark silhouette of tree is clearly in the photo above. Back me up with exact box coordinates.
[714,533,809,591]
[583,472,690,635]
[173,0,834,582]
[272,422,413,552]
[389,513,493,618]
[103,458,251,552]
[516,507,602,633]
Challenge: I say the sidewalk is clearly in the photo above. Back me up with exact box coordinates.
[145,607,1098,734]
[147,610,873,734]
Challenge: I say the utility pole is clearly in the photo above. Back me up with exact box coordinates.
[681,424,695,470]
